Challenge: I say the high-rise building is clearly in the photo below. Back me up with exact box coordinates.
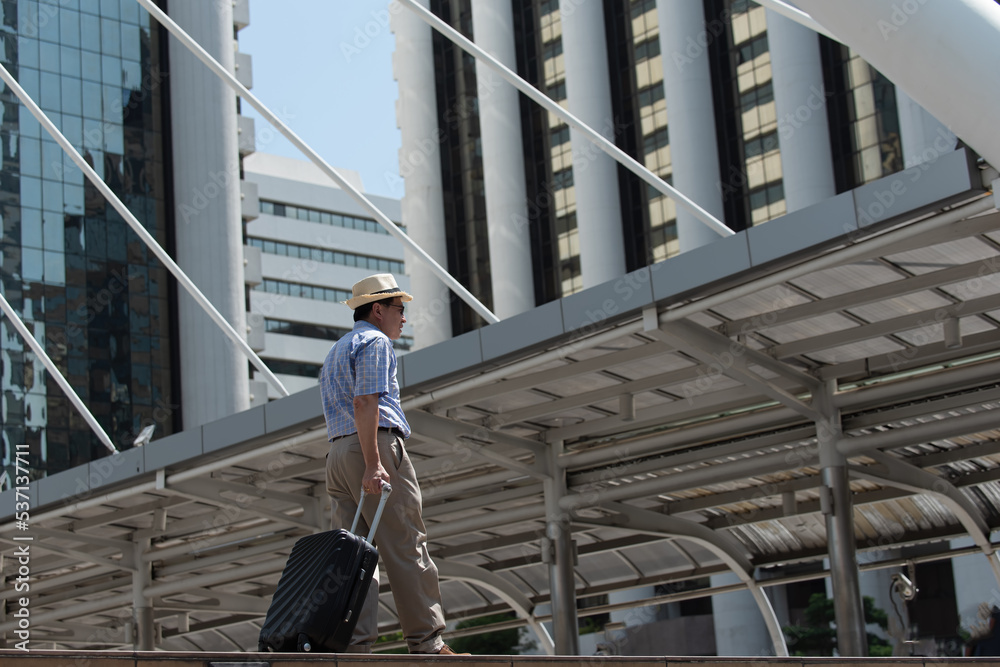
[243,152,410,401]
[1,0,262,479]
[390,0,979,655]
[392,0,954,347]
[1,0,189,476]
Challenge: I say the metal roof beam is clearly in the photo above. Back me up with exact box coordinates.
[164,483,319,533]
[0,536,134,572]
[772,292,1000,360]
[548,383,786,442]
[421,340,672,411]
[488,362,701,427]
[409,410,549,462]
[819,330,1000,381]
[843,385,1000,432]
[424,483,541,519]
[28,526,134,552]
[648,321,820,420]
[66,496,189,532]
[840,406,1000,456]
[569,425,817,486]
[154,535,300,577]
[174,476,323,509]
[0,564,118,601]
[720,246,1000,337]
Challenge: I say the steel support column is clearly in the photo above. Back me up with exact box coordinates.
[132,538,154,651]
[816,383,867,656]
[544,439,579,655]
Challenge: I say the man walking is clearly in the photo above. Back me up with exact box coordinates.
[320,274,466,655]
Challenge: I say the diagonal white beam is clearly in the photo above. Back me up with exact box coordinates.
[648,321,820,420]
[792,0,1000,173]
[395,0,732,240]
[754,0,837,40]
[578,502,788,657]
[135,0,498,325]
[0,63,289,398]
[0,292,117,453]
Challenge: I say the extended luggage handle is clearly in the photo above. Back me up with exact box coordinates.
[350,482,393,542]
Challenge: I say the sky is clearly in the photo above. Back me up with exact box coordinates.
[238,1,402,198]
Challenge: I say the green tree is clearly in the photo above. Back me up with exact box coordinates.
[782,593,892,656]
[447,612,536,655]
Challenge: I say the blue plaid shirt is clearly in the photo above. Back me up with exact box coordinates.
[320,320,410,441]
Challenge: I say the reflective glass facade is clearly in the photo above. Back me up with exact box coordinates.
[821,41,903,191]
[1,0,175,479]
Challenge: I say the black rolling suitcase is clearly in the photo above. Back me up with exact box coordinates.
[258,484,392,653]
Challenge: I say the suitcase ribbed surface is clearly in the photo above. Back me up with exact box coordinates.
[259,529,378,653]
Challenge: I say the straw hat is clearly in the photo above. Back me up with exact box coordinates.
[344,274,413,309]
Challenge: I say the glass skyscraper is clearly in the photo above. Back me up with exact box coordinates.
[1,0,176,479]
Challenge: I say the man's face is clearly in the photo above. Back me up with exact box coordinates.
[374,298,406,340]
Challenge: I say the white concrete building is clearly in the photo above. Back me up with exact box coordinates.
[243,153,410,400]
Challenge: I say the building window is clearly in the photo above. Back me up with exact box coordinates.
[706,0,786,229]
[821,42,903,191]
[264,318,412,351]
[634,36,661,62]
[1,0,176,477]
[258,199,400,236]
[247,238,404,274]
[260,358,323,379]
[254,279,352,303]
[551,167,574,190]
[542,39,563,61]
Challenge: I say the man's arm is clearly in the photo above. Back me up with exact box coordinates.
[354,393,390,493]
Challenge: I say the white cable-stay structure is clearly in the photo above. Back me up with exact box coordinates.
[134,0,500,326]
[3,0,1000,658]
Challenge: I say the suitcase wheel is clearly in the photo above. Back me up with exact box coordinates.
[297,633,312,652]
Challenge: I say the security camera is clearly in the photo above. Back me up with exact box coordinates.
[133,424,156,448]
[891,572,917,601]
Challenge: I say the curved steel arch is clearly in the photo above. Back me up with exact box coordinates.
[578,502,790,657]
[435,559,555,655]
[852,451,1000,587]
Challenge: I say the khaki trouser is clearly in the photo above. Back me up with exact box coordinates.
[326,429,445,653]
